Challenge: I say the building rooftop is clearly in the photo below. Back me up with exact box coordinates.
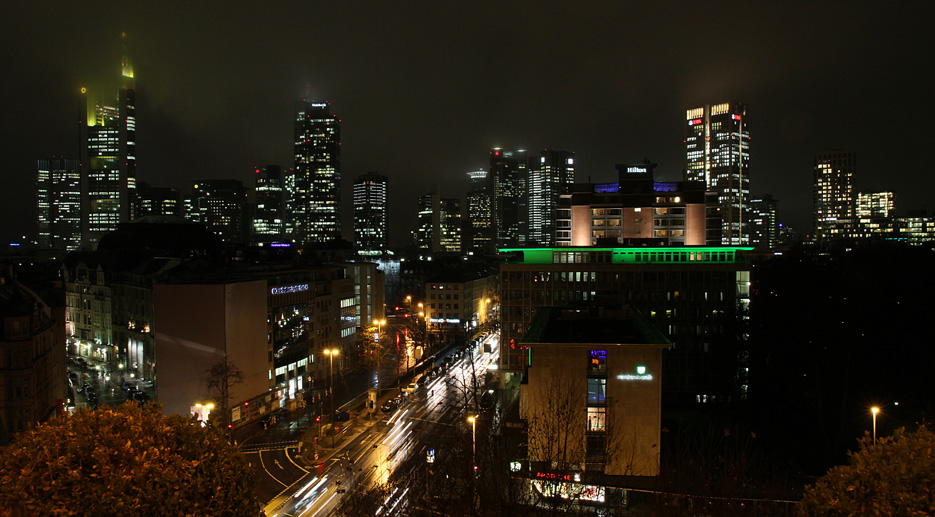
[521,306,670,347]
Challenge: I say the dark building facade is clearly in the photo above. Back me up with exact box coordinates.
[499,246,752,407]
[0,275,66,444]
[136,183,181,217]
[185,179,249,244]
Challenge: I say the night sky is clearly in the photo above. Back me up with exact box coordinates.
[3,2,933,248]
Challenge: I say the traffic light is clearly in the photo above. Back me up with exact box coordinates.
[315,416,321,423]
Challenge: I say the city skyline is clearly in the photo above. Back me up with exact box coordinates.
[3,2,932,248]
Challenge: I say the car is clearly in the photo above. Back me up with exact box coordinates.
[417,376,428,387]
[380,399,399,413]
[403,382,418,393]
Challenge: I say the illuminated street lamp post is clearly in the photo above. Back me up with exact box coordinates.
[324,349,339,448]
[374,319,386,393]
[871,406,880,445]
[467,415,477,465]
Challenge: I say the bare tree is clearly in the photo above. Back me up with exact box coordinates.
[205,357,245,431]
[333,459,392,517]
[357,323,386,392]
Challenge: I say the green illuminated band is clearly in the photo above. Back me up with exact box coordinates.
[499,246,754,265]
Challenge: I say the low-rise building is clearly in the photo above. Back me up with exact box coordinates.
[0,275,66,444]
[519,307,669,501]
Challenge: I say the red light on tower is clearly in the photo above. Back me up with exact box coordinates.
[244,402,249,406]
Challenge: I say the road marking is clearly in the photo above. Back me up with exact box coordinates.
[285,447,309,474]
[408,416,454,426]
[259,451,288,487]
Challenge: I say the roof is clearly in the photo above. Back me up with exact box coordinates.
[521,306,670,347]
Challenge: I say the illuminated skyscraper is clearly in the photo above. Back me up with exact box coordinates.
[185,180,249,244]
[685,103,750,245]
[80,33,137,246]
[353,172,388,254]
[465,169,492,254]
[749,194,779,249]
[813,150,855,242]
[414,190,461,253]
[856,191,895,218]
[136,183,180,217]
[291,100,341,245]
[253,165,286,244]
[526,149,575,246]
[489,148,527,247]
[36,158,81,251]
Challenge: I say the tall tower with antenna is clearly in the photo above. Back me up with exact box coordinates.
[80,33,137,246]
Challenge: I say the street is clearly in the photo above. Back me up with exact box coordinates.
[243,332,499,517]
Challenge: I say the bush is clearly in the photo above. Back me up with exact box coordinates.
[799,425,935,516]
[0,403,261,516]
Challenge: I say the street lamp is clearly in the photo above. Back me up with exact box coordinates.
[374,319,386,392]
[871,406,880,445]
[467,415,477,465]
[324,348,339,448]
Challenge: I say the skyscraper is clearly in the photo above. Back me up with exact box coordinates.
[353,172,388,255]
[489,148,527,247]
[136,182,181,217]
[80,33,137,246]
[813,150,856,242]
[414,190,461,253]
[253,165,286,244]
[291,100,341,245]
[856,191,895,218]
[526,149,575,246]
[465,169,492,255]
[685,103,750,245]
[36,158,81,251]
[749,194,779,249]
[185,180,249,244]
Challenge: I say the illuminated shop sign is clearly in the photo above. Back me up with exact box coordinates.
[626,166,648,174]
[617,365,653,381]
[270,242,291,248]
[535,471,577,481]
[429,318,461,324]
[270,284,309,295]
[688,118,703,126]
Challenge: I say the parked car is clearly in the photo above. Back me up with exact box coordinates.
[381,399,400,413]
[403,382,418,394]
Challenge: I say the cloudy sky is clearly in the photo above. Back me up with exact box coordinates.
[2,1,933,247]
